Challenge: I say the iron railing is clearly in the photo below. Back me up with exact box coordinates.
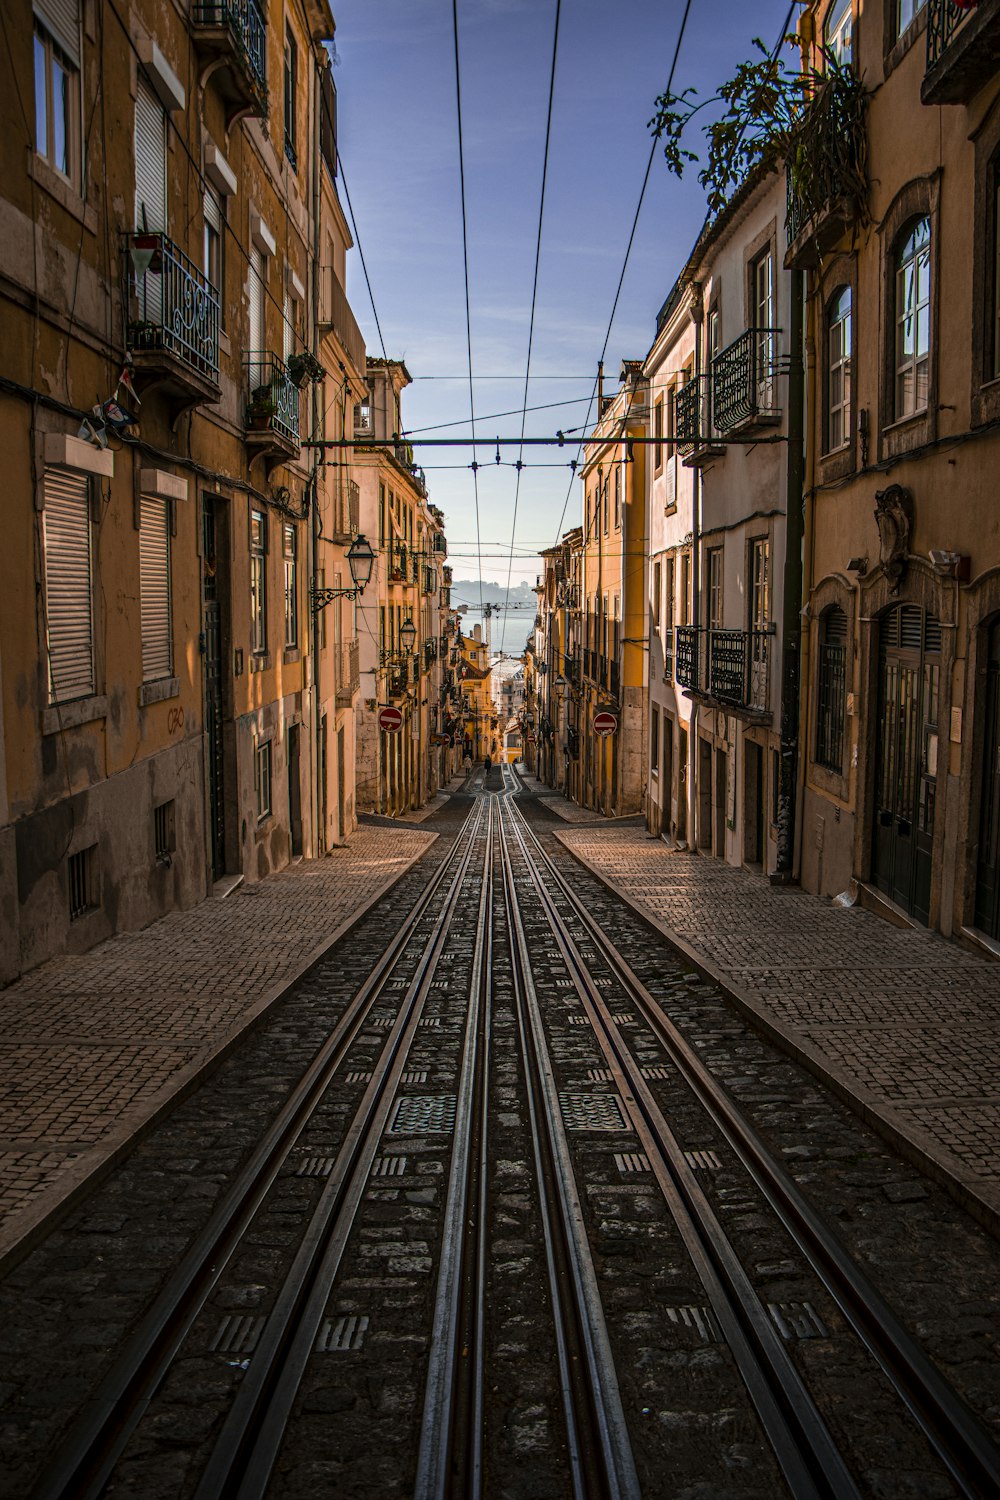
[126,233,220,380]
[663,625,674,682]
[675,375,706,452]
[674,626,771,711]
[675,626,698,689]
[424,639,437,672]
[192,1,267,100]
[712,328,781,433]
[318,266,366,373]
[926,0,975,66]
[335,640,360,705]
[245,352,300,443]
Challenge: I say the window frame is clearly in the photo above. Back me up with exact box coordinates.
[42,465,96,706]
[972,123,1000,429]
[878,176,939,460]
[138,494,173,684]
[250,506,268,656]
[33,21,81,189]
[283,25,298,170]
[283,521,298,650]
[255,738,273,822]
[825,285,852,455]
[816,604,849,772]
[893,217,931,423]
[824,0,853,68]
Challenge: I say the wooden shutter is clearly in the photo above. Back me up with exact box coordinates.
[34,0,80,64]
[134,76,166,231]
[139,495,172,680]
[43,468,94,702]
[249,246,265,365]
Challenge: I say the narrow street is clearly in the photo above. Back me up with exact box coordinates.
[2,770,999,1499]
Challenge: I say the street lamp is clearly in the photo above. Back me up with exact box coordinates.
[400,617,417,653]
[311,533,376,612]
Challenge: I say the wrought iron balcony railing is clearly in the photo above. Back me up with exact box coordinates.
[923,0,1000,104]
[673,625,771,712]
[125,233,220,382]
[245,352,300,445]
[675,626,699,689]
[662,625,674,682]
[191,1,268,107]
[711,329,782,434]
[675,375,702,454]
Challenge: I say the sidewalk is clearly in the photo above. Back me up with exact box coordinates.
[0,824,436,1270]
[518,770,640,825]
[549,817,1000,1234]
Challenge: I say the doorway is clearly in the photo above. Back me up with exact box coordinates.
[677,727,688,843]
[202,495,229,882]
[715,748,728,858]
[662,718,674,838]
[337,726,347,842]
[287,723,303,858]
[318,715,328,854]
[744,740,764,867]
[698,738,713,850]
[873,604,940,925]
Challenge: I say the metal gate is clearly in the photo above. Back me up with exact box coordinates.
[873,604,940,925]
[203,497,226,881]
[975,620,1000,938]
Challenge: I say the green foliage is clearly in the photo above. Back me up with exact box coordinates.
[649,37,868,227]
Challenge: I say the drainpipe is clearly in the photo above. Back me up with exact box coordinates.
[309,53,323,859]
[794,269,818,883]
[687,287,703,848]
[775,268,805,879]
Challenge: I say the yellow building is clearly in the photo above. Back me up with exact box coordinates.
[456,625,494,761]
[0,0,355,981]
[578,366,648,816]
[794,1,1000,939]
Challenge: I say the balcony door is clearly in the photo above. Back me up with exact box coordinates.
[752,248,774,410]
[134,75,166,324]
[873,604,940,925]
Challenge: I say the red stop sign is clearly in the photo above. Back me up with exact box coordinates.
[379,706,403,732]
[593,711,618,736]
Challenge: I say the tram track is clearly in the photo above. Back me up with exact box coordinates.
[501,772,1000,1499]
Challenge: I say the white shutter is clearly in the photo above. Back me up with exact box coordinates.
[139,495,172,681]
[204,185,222,234]
[283,291,293,362]
[34,0,80,65]
[249,246,265,369]
[43,468,94,703]
[134,76,166,231]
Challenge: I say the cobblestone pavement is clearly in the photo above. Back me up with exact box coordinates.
[553,821,1000,1232]
[517,771,638,824]
[0,824,436,1268]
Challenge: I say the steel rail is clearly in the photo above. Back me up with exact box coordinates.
[199,798,495,1499]
[498,796,642,1500]
[414,798,496,1499]
[502,796,853,1500]
[507,789,1000,1499]
[35,797,487,1500]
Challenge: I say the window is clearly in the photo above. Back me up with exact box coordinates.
[707,307,721,432]
[680,552,690,625]
[284,26,298,169]
[255,740,272,821]
[652,560,662,628]
[283,523,297,648]
[707,548,723,631]
[34,19,80,184]
[816,605,848,770]
[896,0,926,41]
[134,74,166,231]
[153,800,176,863]
[283,290,297,363]
[824,0,853,66]
[614,463,621,529]
[894,217,931,420]
[356,393,374,438]
[139,495,172,681]
[752,249,775,408]
[603,474,609,535]
[827,286,852,451]
[204,188,223,296]
[992,177,1000,381]
[248,246,266,361]
[654,397,663,470]
[68,845,97,921]
[651,706,660,777]
[250,507,267,654]
[750,538,770,631]
[42,467,94,704]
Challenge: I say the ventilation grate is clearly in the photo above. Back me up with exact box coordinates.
[210,1314,265,1355]
[615,1151,651,1175]
[297,1157,335,1177]
[372,1155,408,1178]
[683,1149,722,1171]
[665,1305,722,1344]
[389,1095,457,1134]
[768,1302,828,1340]
[560,1093,628,1132]
[316,1314,369,1352]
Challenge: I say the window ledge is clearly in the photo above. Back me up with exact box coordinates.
[882,408,929,437]
[41,694,108,735]
[249,653,273,673]
[138,676,179,707]
[28,155,97,234]
[283,647,301,664]
[883,7,927,81]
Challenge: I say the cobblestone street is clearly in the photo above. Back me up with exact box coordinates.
[0,824,435,1269]
[554,818,1000,1232]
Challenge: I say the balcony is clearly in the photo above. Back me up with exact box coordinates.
[675,375,725,466]
[711,329,782,435]
[125,233,220,416]
[673,627,772,715]
[923,0,1000,104]
[335,639,360,706]
[245,353,301,471]
[784,68,868,270]
[423,639,437,672]
[318,266,366,374]
[329,479,359,544]
[190,1,268,126]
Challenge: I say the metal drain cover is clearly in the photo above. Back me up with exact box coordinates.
[615,1151,651,1175]
[389,1095,457,1134]
[297,1157,335,1177]
[372,1155,408,1178]
[316,1314,369,1352]
[768,1302,828,1340]
[665,1305,721,1344]
[684,1149,722,1171]
[559,1093,628,1132]
[210,1314,265,1355]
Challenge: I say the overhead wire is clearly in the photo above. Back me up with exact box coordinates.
[450,0,485,618]
[500,0,562,653]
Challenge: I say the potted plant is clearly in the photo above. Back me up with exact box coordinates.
[247,389,277,429]
[286,350,325,388]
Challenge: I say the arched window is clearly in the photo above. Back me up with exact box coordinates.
[894,217,931,420]
[816,604,847,770]
[826,286,852,451]
[824,0,852,67]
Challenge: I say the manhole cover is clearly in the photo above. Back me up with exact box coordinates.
[389,1095,457,1134]
[559,1093,628,1132]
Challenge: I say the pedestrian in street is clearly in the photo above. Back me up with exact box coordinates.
[484,754,492,776]
[463,749,473,775]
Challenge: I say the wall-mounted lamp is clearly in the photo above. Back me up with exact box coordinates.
[311,534,376,613]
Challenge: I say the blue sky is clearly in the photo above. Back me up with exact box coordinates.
[333,0,793,646]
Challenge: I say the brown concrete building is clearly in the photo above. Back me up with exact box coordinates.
[0,0,362,982]
[794,1,1000,940]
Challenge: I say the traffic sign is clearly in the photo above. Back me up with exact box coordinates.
[379,706,403,733]
[593,711,618,737]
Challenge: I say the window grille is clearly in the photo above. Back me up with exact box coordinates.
[153,800,175,862]
[816,605,848,770]
[68,844,96,920]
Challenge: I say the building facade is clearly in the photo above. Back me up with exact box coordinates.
[0,0,358,982]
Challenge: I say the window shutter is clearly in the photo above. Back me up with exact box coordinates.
[249,246,265,358]
[204,186,222,236]
[139,495,172,680]
[43,468,94,703]
[34,0,80,65]
[134,76,166,232]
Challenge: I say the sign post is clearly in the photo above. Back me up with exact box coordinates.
[593,710,618,737]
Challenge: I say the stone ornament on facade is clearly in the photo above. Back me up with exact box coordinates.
[873,484,913,593]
